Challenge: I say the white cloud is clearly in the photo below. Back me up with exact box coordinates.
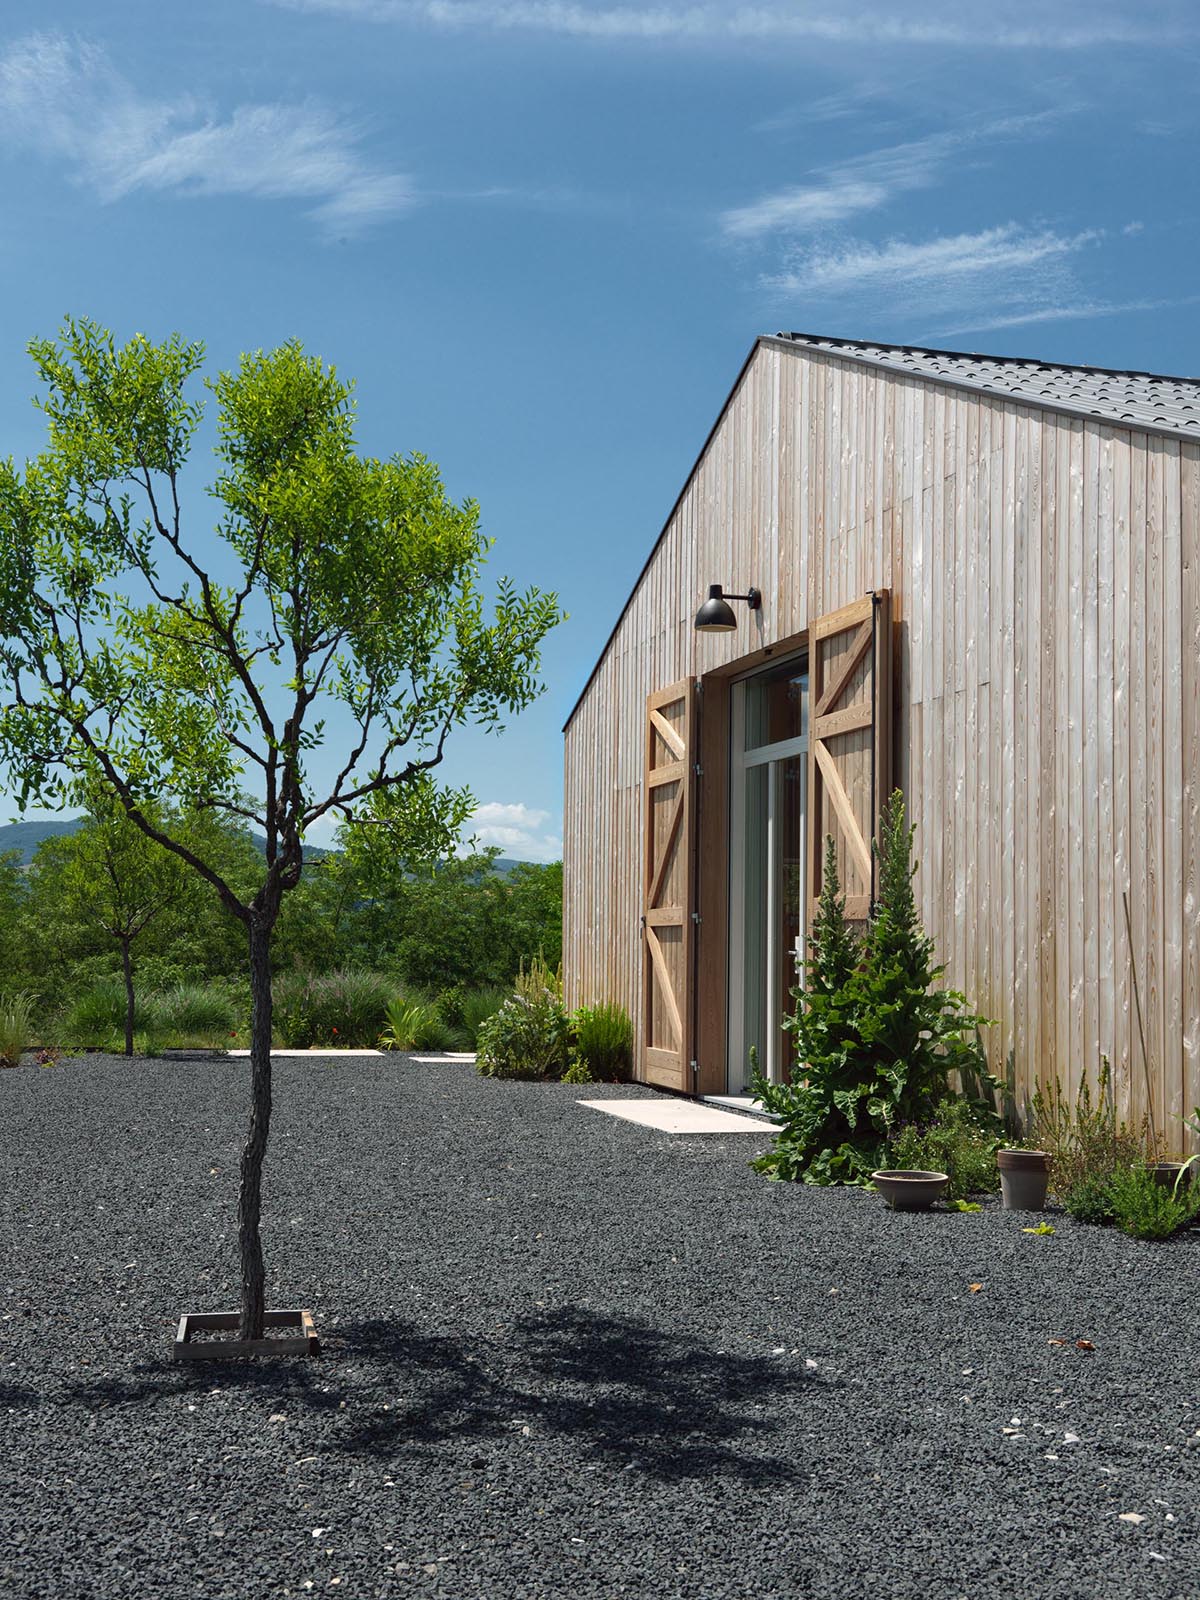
[467,801,562,862]
[0,33,414,235]
[768,223,1101,297]
[265,0,1186,49]
[722,113,1060,239]
[939,292,1200,335]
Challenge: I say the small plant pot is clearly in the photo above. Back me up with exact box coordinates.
[998,1149,1050,1211]
[1149,1161,1188,1190]
[871,1170,950,1210]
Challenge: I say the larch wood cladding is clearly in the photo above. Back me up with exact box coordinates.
[563,339,1200,1152]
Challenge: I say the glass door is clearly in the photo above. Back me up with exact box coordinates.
[728,659,808,1093]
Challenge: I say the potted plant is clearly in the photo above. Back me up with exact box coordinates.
[997,1146,1050,1211]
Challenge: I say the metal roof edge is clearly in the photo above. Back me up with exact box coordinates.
[763,334,1200,445]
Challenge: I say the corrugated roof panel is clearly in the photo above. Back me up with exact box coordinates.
[774,333,1200,440]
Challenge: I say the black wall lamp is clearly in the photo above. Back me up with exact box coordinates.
[693,583,762,633]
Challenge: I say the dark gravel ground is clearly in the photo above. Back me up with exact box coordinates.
[2,1053,1199,1600]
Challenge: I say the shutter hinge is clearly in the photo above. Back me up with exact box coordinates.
[695,676,703,694]
[690,1059,699,1081]
[691,911,702,925]
[693,761,704,777]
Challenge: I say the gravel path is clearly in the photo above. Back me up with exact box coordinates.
[2,1053,1199,1599]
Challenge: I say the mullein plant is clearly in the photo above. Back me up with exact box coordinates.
[753,792,997,1184]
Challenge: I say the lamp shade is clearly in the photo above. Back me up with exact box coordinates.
[694,584,739,632]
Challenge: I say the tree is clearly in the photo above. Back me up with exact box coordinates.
[0,320,561,1339]
[31,788,191,1053]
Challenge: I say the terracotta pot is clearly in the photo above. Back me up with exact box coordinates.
[871,1169,950,1211]
[998,1148,1050,1211]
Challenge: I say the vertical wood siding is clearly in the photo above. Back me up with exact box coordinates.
[563,344,1200,1151]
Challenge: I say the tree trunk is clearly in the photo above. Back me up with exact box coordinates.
[238,918,275,1340]
[121,938,135,1057]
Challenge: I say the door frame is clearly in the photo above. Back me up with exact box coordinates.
[726,651,809,1092]
[691,627,810,1099]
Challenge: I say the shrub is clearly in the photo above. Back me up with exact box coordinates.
[156,983,239,1046]
[888,1097,1001,1200]
[476,957,570,1081]
[1032,1057,1152,1198]
[460,985,510,1048]
[563,1055,595,1085]
[1063,1172,1118,1225]
[272,969,392,1047]
[380,997,444,1051]
[60,979,166,1050]
[572,1001,633,1082]
[1107,1165,1200,1240]
[0,992,33,1066]
[753,798,996,1184]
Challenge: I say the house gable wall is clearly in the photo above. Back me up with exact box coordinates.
[563,340,1200,1146]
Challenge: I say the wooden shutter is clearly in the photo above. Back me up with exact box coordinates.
[808,590,892,922]
[642,678,697,1091]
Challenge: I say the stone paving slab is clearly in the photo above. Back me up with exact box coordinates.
[578,1096,768,1133]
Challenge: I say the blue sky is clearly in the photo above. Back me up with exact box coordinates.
[0,1,1196,861]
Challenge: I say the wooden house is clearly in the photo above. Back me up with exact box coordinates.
[562,334,1200,1149]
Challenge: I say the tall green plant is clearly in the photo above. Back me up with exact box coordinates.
[0,991,33,1066]
[753,794,995,1184]
[752,836,867,1181]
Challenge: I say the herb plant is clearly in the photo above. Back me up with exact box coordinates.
[1107,1165,1200,1240]
[571,1001,633,1082]
[888,1097,1001,1199]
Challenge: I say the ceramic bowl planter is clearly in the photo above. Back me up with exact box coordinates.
[1149,1160,1188,1190]
[998,1148,1050,1210]
[872,1170,950,1210]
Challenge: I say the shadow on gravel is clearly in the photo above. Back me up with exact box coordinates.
[335,1309,820,1484]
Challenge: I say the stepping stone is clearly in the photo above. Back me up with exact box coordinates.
[578,1098,769,1134]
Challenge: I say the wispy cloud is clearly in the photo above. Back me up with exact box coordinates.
[468,801,562,862]
[722,112,1060,239]
[265,0,1189,50]
[0,32,414,235]
[758,221,1115,330]
[939,292,1200,336]
[768,222,1102,297]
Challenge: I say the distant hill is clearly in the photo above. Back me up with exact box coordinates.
[0,817,532,873]
[0,817,331,867]
[0,819,79,863]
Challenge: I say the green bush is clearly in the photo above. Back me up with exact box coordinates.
[888,1098,1001,1199]
[1033,1057,1153,1198]
[572,1001,633,1082]
[1107,1165,1200,1240]
[1063,1171,1118,1225]
[460,985,510,1048]
[476,957,570,1081]
[156,983,240,1046]
[0,992,34,1066]
[272,969,392,1047]
[753,799,996,1184]
[379,997,455,1051]
[60,979,164,1050]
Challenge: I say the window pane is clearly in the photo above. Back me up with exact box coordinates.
[739,762,768,1088]
[744,663,808,750]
